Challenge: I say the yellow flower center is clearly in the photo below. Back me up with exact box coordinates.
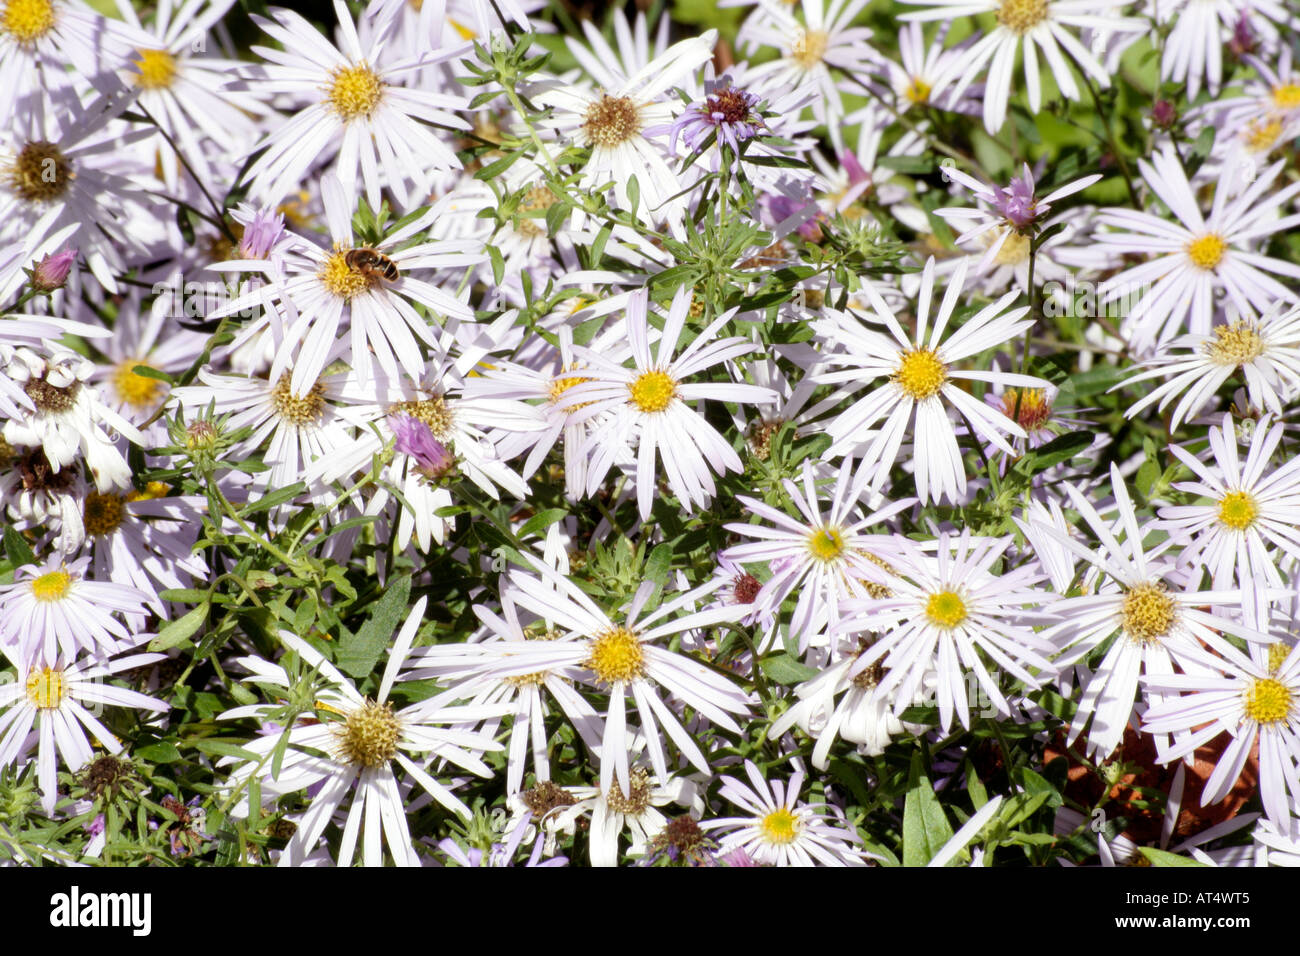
[904,76,932,104]
[1243,677,1291,725]
[326,64,384,121]
[893,348,947,401]
[605,768,653,815]
[1267,642,1293,674]
[1217,490,1258,531]
[807,525,846,563]
[996,0,1049,33]
[447,16,476,40]
[1,0,55,46]
[83,491,126,536]
[1245,118,1283,153]
[1121,582,1177,644]
[585,627,646,684]
[628,369,676,413]
[1185,233,1227,271]
[1272,83,1300,110]
[548,371,592,408]
[760,807,800,845]
[582,95,641,149]
[31,569,71,602]
[992,229,1031,265]
[791,28,829,69]
[112,359,165,410]
[26,667,65,709]
[517,184,559,238]
[1000,387,1051,432]
[5,139,72,202]
[318,248,375,301]
[925,590,968,629]
[334,699,401,768]
[127,480,170,502]
[269,373,326,426]
[133,48,177,90]
[389,396,455,441]
[1204,321,1265,366]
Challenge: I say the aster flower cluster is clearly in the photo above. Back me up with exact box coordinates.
[2,0,1300,873]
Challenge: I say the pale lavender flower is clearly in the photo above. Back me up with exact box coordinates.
[388,413,455,480]
[237,209,286,261]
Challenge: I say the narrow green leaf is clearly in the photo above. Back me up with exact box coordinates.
[336,576,413,678]
[903,753,954,866]
[149,602,209,651]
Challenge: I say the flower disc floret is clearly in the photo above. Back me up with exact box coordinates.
[605,768,652,814]
[583,95,641,148]
[270,373,326,426]
[113,360,165,409]
[1204,322,1265,366]
[2,0,55,46]
[629,369,677,413]
[1121,582,1177,643]
[791,29,829,68]
[585,627,646,684]
[925,590,968,629]
[807,525,846,563]
[31,569,71,602]
[996,0,1049,33]
[1217,490,1259,531]
[1186,233,1228,271]
[334,699,401,768]
[893,349,947,400]
[1244,677,1292,725]
[26,667,65,709]
[327,64,384,121]
[83,491,125,536]
[133,48,178,90]
[760,807,800,844]
[6,141,71,202]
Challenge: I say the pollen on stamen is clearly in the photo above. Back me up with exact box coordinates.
[893,348,947,401]
[996,0,1049,34]
[333,699,401,768]
[389,396,455,442]
[582,95,641,149]
[1120,582,1177,644]
[628,369,677,413]
[1243,676,1292,725]
[31,568,71,602]
[1001,387,1052,432]
[5,140,72,202]
[133,48,178,90]
[83,491,126,537]
[2,0,57,47]
[113,359,166,410]
[270,373,327,427]
[759,807,800,845]
[585,626,646,685]
[26,667,66,709]
[1186,233,1228,271]
[925,590,968,629]
[790,29,828,69]
[1204,321,1265,366]
[807,525,846,563]
[605,767,653,815]
[1217,490,1258,531]
[326,63,385,122]
[319,248,375,300]
[24,375,79,412]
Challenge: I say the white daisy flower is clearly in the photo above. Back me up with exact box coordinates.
[1142,640,1300,826]
[898,0,1145,133]
[1114,303,1300,430]
[699,759,869,866]
[239,0,469,211]
[562,766,698,867]
[1032,463,1272,758]
[0,555,150,667]
[722,457,914,653]
[0,642,167,815]
[1095,147,1300,354]
[556,286,778,521]
[1159,414,1300,628]
[841,530,1059,732]
[2,346,144,493]
[501,559,753,798]
[1150,0,1294,101]
[533,29,716,219]
[219,599,509,867]
[812,256,1048,504]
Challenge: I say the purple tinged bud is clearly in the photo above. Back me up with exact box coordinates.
[31,247,76,291]
[992,171,1039,231]
[840,150,870,188]
[389,413,455,479]
[1151,99,1177,128]
[238,208,285,260]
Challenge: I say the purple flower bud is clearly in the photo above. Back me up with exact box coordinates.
[840,150,870,188]
[767,193,825,242]
[238,208,285,260]
[992,169,1039,231]
[1151,99,1177,128]
[30,247,76,292]
[389,413,455,479]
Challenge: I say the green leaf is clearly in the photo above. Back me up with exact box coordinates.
[518,507,567,540]
[191,739,260,763]
[336,576,413,678]
[1013,431,1094,476]
[473,150,522,182]
[149,602,209,651]
[903,753,954,867]
[1137,847,1206,867]
[136,741,182,764]
[238,482,307,516]
[486,244,504,286]
[759,653,818,686]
